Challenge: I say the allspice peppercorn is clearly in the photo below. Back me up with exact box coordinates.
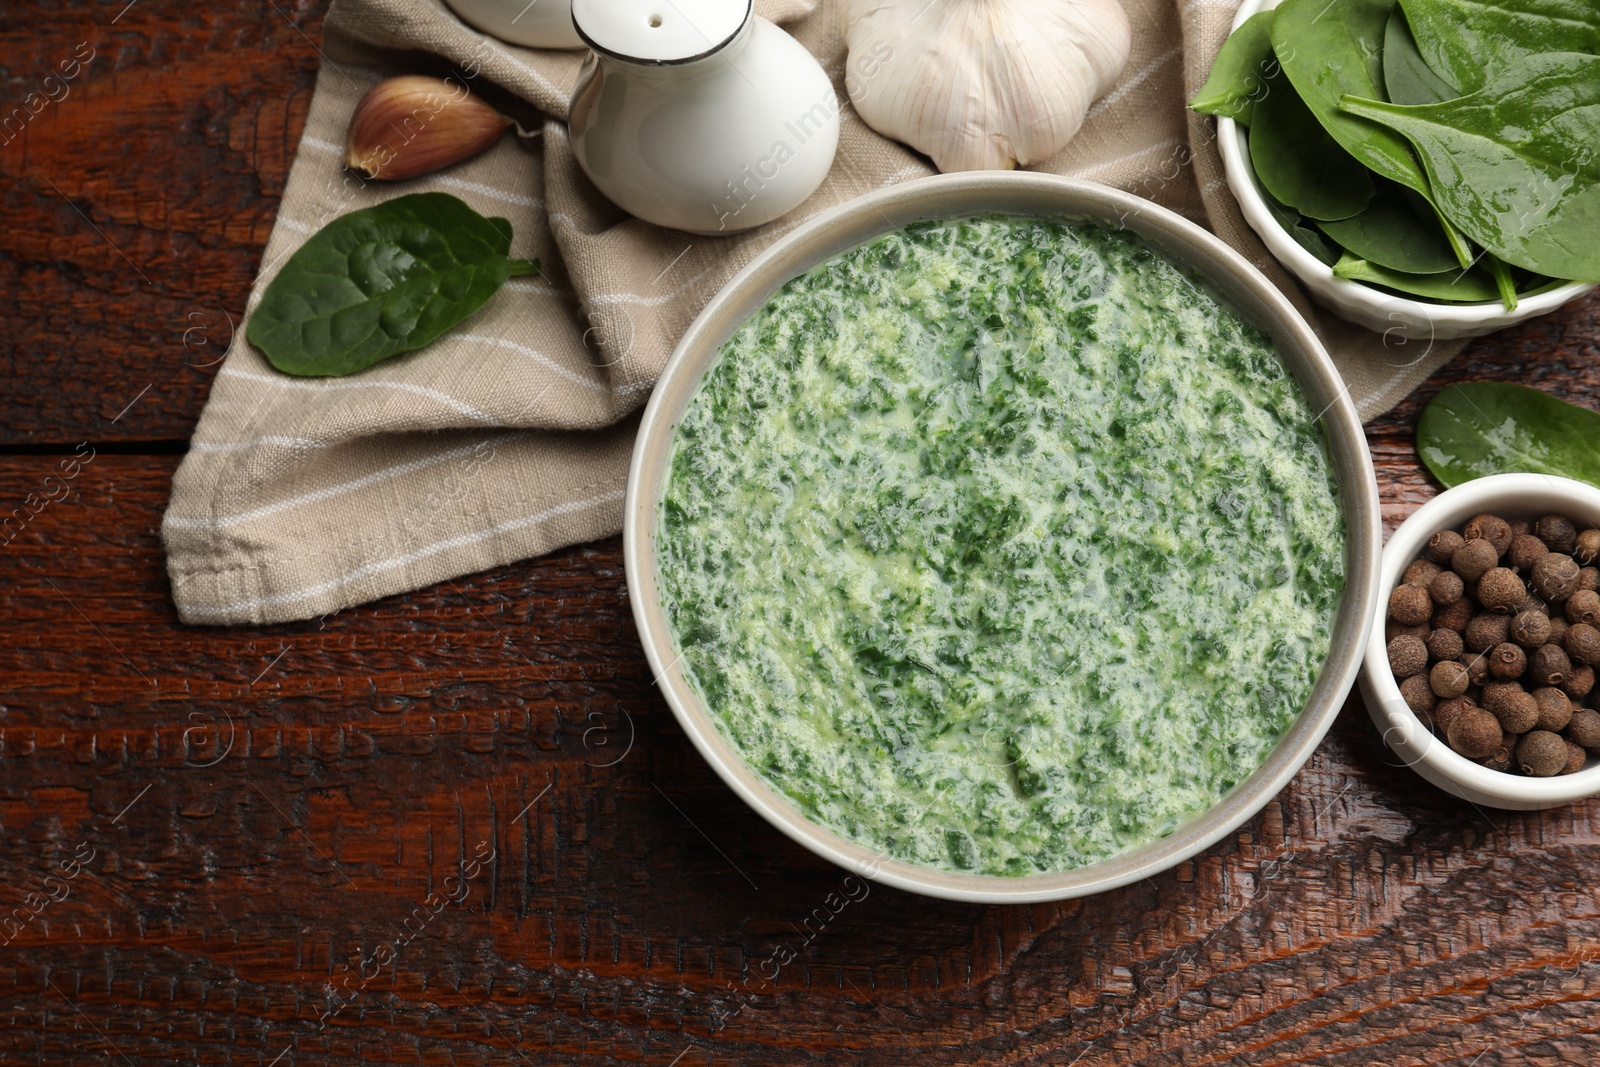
[1477,567,1526,614]
[1387,635,1429,678]
[1465,513,1514,555]
[1530,643,1573,687]
[1451,538,1499,582]
[1430,659,1470,698]
[1427,530,1464,564]
[1509,609,1552,649]
[1534,687,1572,732]
[1563,664,1595,701]
[1427,628,1464,662]
[1575,528,1600,566]
[1494,689,1540,733]
[1531,552,1581,602]
[1535,515,1577,555]
[1387,620,1431,643]
[1565,622,1600,666]
[1548,616,1570,645]
[1481,744,1514,773]
[1404,558,1443,587]
[1433,696,1475,735]
[1428,570,1465,606]
[1565,589,1600,626]
[1389,584,1433,626]
[1433,599,1475,632]
[1460,652,1491,687]
[1399,674,1436,714]
[1563,739,1587,774]
[1507,533,1549,571]
[1449,707,1505,759]
[1516,730,1568,776]
[1566,708,1600,750]
[1464,612,1512,652]
[1489,641,1527,680]
[1579,567,1599,593]
[1482,680,1526,717]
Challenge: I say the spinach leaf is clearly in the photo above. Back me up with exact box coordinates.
[1486,255,1519,311]
[1190,10,1279,125]
[1271,0,1432,199]
[1261,189,1343,265]
[1417,382,1600,488]
[1397,0,1600,93]
[1341,53,1600,281]
[1248,70,1375,221]
[1316,180,1459,272]
[1382,7,1460,105]
[1332,252,1501,301]
[248,192,541,377]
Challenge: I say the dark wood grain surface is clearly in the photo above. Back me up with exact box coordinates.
[4,2,1600,1064]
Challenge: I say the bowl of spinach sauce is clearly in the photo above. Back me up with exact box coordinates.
[625,172,1382,903]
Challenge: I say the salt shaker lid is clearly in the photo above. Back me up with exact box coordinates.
[571,0,751,63]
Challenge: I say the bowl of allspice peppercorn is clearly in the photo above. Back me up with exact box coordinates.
[1360,473,1600,809]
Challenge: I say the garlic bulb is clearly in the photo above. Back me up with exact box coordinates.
[344,76,513,181]
[845,0,1131,173]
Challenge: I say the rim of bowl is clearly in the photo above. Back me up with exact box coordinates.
[623,171,1382,903]
[1362,472,1600,804]
[1217,0,1595,322]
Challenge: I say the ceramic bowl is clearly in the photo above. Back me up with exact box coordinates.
[624,171,1382,903]
[1217,0,1595,341]
[1360,473,1600,809]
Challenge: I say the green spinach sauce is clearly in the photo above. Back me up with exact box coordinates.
[657,217,1344,876]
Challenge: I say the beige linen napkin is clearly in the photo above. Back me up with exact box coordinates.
[163,0,1460,626]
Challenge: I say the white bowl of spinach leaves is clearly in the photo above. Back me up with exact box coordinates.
[1193,0,1598,341]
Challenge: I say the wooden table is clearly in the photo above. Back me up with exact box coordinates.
[4,3,1599,1064]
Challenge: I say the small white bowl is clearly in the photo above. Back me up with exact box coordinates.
[1218,0,1595,340]
[1359,473,1600,809]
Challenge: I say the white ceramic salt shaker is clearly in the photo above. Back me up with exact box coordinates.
[568,0,840,235]
[442,0,584,50]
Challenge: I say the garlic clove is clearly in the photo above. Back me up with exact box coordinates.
[845,0,1131,173]
[344,75,513,181]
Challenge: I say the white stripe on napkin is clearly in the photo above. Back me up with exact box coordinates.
[176,487,625,617]
[450,334,610,391]
[165,436,513,530]
[218,368,496,423]
[190,435,327,454]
